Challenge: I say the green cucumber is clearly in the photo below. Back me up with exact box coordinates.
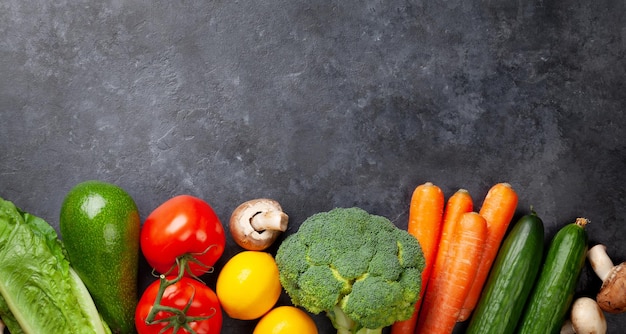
[466,213,544,334]
[516,217,589,334]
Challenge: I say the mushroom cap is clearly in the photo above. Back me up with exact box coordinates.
[229,198,288,251]
[596,262,626,314]
[570,297,607,334]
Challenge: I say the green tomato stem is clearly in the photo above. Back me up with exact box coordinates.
[142,245,220,333]
[144,274,215,334]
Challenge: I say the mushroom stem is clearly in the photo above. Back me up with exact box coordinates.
[250,210,289,232]
[588,244,614,282]
[559,319,575,334]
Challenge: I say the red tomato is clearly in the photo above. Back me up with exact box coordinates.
[141,195,225,276]
[135,277,222,334]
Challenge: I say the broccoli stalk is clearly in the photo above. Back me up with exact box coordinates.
[330,305,359,334]
[275,207,425,334]
[330,305,383,334]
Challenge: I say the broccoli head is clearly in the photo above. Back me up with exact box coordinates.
[275,207,425,334]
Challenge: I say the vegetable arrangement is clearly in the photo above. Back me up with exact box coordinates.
[0,178,624,334]
[389,182,616,334]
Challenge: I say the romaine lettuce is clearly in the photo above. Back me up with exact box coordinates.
[0,197,111,334]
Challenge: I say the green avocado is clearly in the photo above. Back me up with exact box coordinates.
[60,180,140,334]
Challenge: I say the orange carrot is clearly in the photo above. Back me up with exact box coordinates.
[415,212,487,334]
[404,189,472,334]
[457,182,518,322]
[390,182,444,334]
[431,189,474,288]
[415,189,473,331]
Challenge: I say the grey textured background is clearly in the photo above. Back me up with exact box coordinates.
[2,0,625,333]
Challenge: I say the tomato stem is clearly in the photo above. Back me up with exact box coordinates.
[158,244,219,283]
[144,274,217,334]
[144,244,221,333]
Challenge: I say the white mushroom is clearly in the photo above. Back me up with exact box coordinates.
[560,297,606,334]
[588,244,626,314]
[229,198,289,251]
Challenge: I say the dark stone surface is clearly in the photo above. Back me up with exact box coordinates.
[1,0,625,332]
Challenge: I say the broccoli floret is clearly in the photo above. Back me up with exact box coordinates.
[275,207,425,334]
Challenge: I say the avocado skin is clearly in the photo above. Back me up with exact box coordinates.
[60,180,140,334]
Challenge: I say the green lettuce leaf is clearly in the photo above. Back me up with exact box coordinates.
[0,295,24,334]
[0,197,111,334]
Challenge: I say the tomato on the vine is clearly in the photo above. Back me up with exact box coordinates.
[135,276,222,334]
[140,195,225,276]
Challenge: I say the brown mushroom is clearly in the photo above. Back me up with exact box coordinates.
[229,198,289,251]
[560,297,607,334]
[587,244,626,314]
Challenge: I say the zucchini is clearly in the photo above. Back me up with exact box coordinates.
[466,213,544,334]
[516,217,589,334]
